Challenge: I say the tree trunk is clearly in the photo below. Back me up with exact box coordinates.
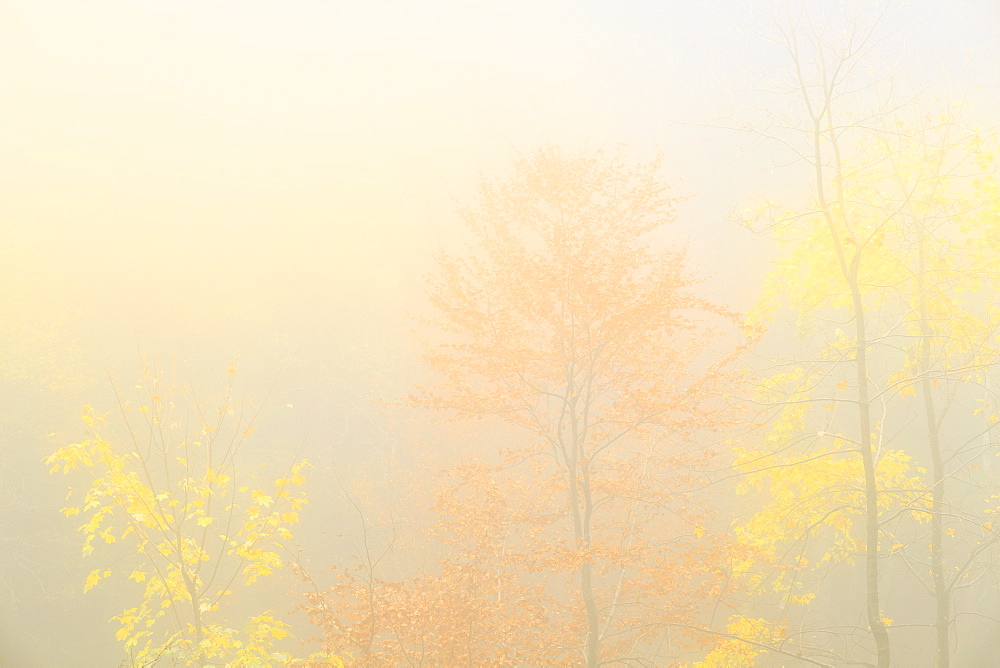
[813,114,891,667]
[917,231,950,668]
[852,281,890,668]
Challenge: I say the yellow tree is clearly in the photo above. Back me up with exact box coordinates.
[46,362,310,666]
[869,112,1000,668]
[735,110,1000,668]
[418,146,744,666]
[727,3,1000,666]
[730,5,914,664]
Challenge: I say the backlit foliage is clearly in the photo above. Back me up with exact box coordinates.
[735,84,1000,664]
[414,146,745,665]
[46,363,310,666]
[695,616,786,668]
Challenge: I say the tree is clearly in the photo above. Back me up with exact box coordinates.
[46,362,313,666]
[415,146,744,666]
[869,111,1000,668]
[293,456,556,667]
[728,2,1000,666]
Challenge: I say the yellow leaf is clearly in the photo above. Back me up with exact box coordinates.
[84,569,103,592]
[251,490,274,507]
[129,570,147,583]
[196,517,214,527]
[61,507,80,517]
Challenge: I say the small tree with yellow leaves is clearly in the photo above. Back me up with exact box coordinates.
[46,362,309,666]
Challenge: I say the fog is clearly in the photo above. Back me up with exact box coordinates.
[3,1,1000,666]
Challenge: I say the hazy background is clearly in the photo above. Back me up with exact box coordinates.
[2,0,999,664]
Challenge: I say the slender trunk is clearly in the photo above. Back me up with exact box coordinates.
[851,281,890,668]
[582,561,600,667]
[174,524,205,663]
[581,459,599,667]
[917,232,950,667]
[183,568,204,663]
[564,366,600,667]
[924,354,949,668]
[566,462,599,666]
[813,114,890,666]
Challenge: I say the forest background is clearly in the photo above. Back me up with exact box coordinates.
[3,0,1000,666]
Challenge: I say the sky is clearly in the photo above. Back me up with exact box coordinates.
[2,1,998,329]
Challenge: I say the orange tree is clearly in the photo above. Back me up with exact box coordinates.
[411,146,745,666]
[291,432,557,667]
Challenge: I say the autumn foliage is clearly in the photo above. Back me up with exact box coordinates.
[291,147,747,666]
[46,364,312,666]
[49,133,1000,668]
[42,63,1000,668]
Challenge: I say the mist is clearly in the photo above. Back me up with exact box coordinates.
[3,1,1000,666]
